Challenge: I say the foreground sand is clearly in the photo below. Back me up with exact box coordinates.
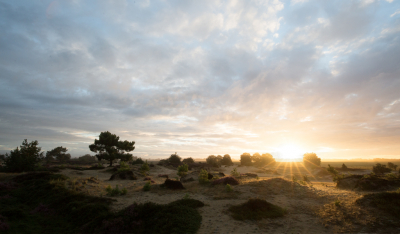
[57,163,397,233]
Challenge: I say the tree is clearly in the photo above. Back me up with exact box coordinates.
[4,139,44,172]
[341,163,348,170]
[168,152,181,164]
[221,154,233,166]
[240,153,252,166]
[89,131,135,167]
[373,163,391,174]
[206,155,220,167]
[46,146,71,163]
[302,152,321,167]
[252,153,275,166]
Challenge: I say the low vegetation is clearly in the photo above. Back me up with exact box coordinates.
[228,198,287,220]
[105,185,128,196]
[198,169,209,184]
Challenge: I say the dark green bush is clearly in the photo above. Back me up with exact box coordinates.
[228,198,286,220]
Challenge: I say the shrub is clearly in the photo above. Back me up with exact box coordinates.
[4,139,44,172]
[206,155,220,167]
[327,164,338,175]
[117,161,131,173]
[131,157,144,165]
[240,153,252,166]
[230,167,240,177]
[334,199,341,206]
[303,174,310,182]
[228,198,287,220]
[198,169,209,184]
[106,185,127,196]
[226,184,233,192]
[303,152,321,167]
[177,163,189,177]
[182,157,195,164]
[140,160,150,175]
[221,154,233,165]
[373,163,391,174]
[252,153,276,166]
[143,181,151,191]
[168,153,181,164]
[341,163,348,170]
[387,162,398,171]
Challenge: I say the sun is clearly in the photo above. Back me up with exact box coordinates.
[277,144,304,161]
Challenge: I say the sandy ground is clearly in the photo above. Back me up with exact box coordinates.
[56,162,396,234]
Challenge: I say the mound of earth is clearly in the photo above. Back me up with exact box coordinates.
[109,171,137,180]
[212,176,239,185]
[228,198,286,220]
[162,179,185,190]
[337,175,400,190]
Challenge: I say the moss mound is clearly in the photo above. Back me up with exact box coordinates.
[93,199,203,234]
[162,179,185,190]
[228,198,286,220]
[212,176,239,185]
[356,192,400,217]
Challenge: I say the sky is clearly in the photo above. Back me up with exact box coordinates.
[0,0,400,160]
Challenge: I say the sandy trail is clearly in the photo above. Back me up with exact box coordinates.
[58,163,374,233]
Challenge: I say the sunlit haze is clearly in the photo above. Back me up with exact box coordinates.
[1,0,400,161]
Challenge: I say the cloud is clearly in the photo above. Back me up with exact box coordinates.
[0,0,399,159]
